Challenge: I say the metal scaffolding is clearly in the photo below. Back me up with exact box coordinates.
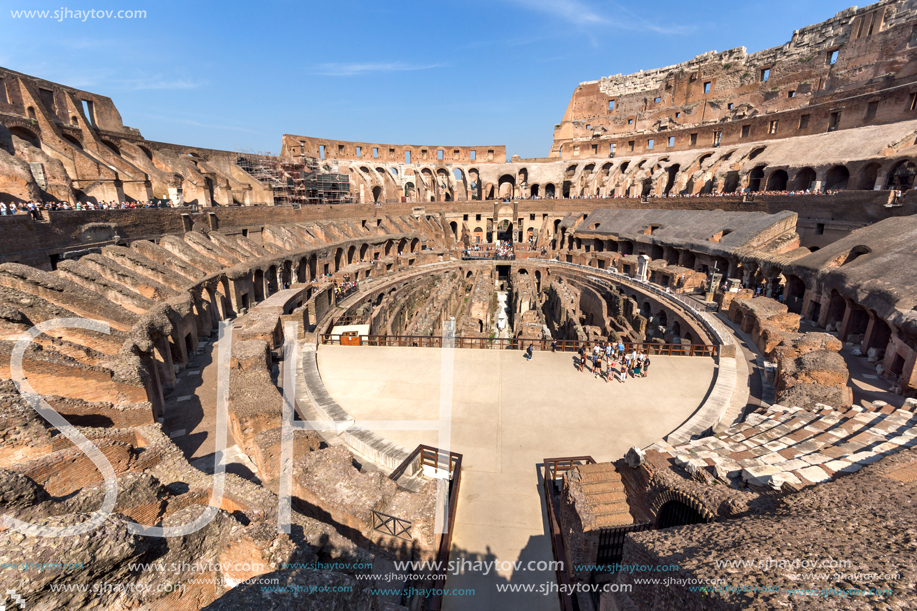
[236,150,352,205]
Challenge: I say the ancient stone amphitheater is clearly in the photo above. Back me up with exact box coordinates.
[2,1,917,610]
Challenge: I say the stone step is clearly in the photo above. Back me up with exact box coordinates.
[591,502,630,517]
[585,491,628,505]
[594,511,633,528]
[580,481,625,495]
[579,469,622,484]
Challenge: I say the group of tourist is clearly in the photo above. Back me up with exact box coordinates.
[462,241,517,260]
[550,341,651,383]
[333,279,358,299]
[1,200,175,218]
[520,188,844,201]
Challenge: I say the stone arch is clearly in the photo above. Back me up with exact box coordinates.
[641,178,653,197]
[360,243,369,261]
[449,221,458,241]
[722,171,740,193]
[748,165,766,192]
[857,162,881,190]
[824,165,850,190]
[253,269,265,302]
[101,140,120,155]
[680,250,696,270]
[886,160,917,190]
[347,245,357,265]
[410,237,420,253]
[765,169,788,191]
[649,491,714,529]
[296,257,308,283]
[281,260,292,287]
[497,174,515,199]
[865,312,892,353]
[8,125,41,148]
[372,186,383,202]
[267,265,279,294]
[825,290,846,328]
[664,164,681,195]
[334,248,344,271]
[61,133,84,150]
[545,183,556,198]
[794,167,817,191]
[785,274,806,314]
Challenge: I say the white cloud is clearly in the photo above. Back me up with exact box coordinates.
[505,0,610,26]
[310,61,445,77]
[502,0,692,34]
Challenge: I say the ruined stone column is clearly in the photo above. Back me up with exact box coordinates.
[636,254,650,282]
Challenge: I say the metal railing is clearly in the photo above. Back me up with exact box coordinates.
[596,522,652,565]
[320,334,717,356]
[389,444,463,611]
[371,510,413,540]
[330,314,370,327]
[543,456,596,611]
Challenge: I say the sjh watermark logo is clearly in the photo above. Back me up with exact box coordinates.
[9,8,147,21]
[4,317,456,539]
[0,589,25,611]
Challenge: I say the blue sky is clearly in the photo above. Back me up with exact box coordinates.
[2,0,862,159]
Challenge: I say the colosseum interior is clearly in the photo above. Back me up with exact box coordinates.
[2,1,917,610]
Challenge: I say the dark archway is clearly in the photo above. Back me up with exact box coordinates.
[545,183,556,198]
[722,171,740,193]
[794,167,817,191]
[766,169,788,191]
[657,500,705,529]
[334,248,343,272]
[857,162,881,190]
[61,133,83,150]
[825,291,846,328]
[372,186,382,202]
[497,174,516,199]
[664,164,680,195]
[824,165,850,190]
[8,126,40,148]
[785,275,806,314]
[748,166,766,192]
[886,160,917,191]
[253,269,265,303]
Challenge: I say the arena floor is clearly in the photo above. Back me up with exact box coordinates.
[317,345,717,610]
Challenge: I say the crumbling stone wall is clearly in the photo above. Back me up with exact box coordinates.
[729,296,851,409]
